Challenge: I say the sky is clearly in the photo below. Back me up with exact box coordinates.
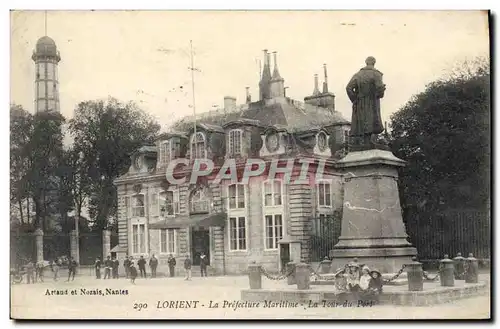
[10,10,490,133]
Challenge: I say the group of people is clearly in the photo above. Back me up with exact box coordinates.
[93,252,208,284]
[335,260,384,300]
[20,256,78,284]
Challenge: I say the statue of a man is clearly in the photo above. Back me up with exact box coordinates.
[346,56,386,147]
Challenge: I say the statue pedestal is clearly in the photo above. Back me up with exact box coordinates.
[330,149,417,273]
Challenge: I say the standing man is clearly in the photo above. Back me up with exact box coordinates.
[129,262,138,284]
[184,255,192,281]
[36,261,45,282]
[137,256,147,278]
[112,257,120,279]
[123,256,130,279]
[149,254,158,278]
[103,256,112,279]
[95,257,102,279]
[67,257,77,282]
[345,56,386,148]
[52,258,60,281]
[167,254,176,277]
[199,252,208,277]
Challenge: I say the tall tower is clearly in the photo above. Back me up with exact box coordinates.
[32,35,61,113]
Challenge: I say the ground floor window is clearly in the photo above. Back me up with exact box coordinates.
[132,223,146,254]
[229,216,246,251]
[160,228,177,254]
[265,214,283,249]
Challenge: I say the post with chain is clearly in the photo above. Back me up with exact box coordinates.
[295,263,310,290]
[453,253,466,280]
[465,253,479,284]
[320,256,332,274]
[439,254,455,287]
[406,256,424,291]
[286,262,296,285]
[248,262,262,290]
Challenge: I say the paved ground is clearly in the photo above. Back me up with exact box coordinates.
[11,274,491,320]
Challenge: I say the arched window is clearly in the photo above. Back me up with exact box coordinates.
[191,132,206,159]
[189,187,209,214]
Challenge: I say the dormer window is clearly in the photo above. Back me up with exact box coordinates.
[317,132,328,151]
[191,132,206,159]
[228,129,243,156]
[159,141,171,166]
[265,130,280,153]
[344,130,350,143]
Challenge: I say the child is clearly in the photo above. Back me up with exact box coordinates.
[345,263,360,292]
[369,269,383,294]
[129,262,138,284]
[359,266,372,291]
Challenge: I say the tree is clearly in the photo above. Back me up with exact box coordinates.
[390,56,490,211]
[10,105,34,226]
[26,111,66,230]
[68,97,160,231]
[390,57,490,258]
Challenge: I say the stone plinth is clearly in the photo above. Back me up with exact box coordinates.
[102,230,111,260]
[34,228,44,262]
[241,278,488,306]
[331,149,417,273]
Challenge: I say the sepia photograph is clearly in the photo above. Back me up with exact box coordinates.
[9,9,491,320]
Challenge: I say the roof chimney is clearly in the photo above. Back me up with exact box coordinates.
[245,87,251,103]
[224,96,236,111]
[259,49,272,100]
[322,63,329,93]
[272,51,282,80]
[313,74,320,95]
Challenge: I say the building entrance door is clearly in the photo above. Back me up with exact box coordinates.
[191,227,210,266]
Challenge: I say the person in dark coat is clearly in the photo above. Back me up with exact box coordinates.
[95,257,102,279]
[112,257,120,279]
[184,255,192,281]
[36,261,45,282]
[129,262,138,284]
[369,269,384,294]
[52,258,60,281]
[67,257,77,281]
[103,256,112,279]
[149,254,158,278]
[123,257,130,278]
[167,254,176,277]
[137,256,147,278]
[199,252,208,277]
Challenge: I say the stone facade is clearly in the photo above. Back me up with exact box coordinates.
[113,51,352,275]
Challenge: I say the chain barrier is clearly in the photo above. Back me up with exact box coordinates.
[309,265,342,281]
[423,264,442,281]
[382,264,407,284]
[259,266,294,281]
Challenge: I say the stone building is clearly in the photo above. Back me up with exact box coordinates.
[113,50,351,275]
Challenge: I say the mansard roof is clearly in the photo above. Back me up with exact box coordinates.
[170,97,349,134]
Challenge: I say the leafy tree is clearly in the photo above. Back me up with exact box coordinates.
[391,57,490,211]
[10,105,35,226]
[68,97,160,231]
[390,57,490,257]
[27,111,66,230]
[10,106,66,231]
